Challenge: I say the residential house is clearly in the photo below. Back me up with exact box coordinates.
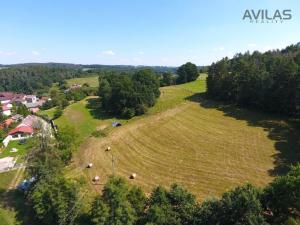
[2,115,39,147]
[0,92,14,105]
[25,95,37,103]
[1,104,12,116]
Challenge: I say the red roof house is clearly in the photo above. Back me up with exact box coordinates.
[8,126,34,135]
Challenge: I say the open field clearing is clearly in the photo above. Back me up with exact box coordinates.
[63,77,300,200]
[67,75,99,87]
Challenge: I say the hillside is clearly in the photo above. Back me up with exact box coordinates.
[53,76,300,200]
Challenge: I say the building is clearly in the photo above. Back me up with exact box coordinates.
[8,125,34,140]
[1,104,12,116]
[24,102,40,113]
[25,95,37,103]
[0,92,14,105]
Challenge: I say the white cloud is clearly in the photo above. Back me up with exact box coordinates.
[213,46,225,52]
[0,51,16,56]
[32,50,40,56]
[101,50,115,56]
[138,51,144,55]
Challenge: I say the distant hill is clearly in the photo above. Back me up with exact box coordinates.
[1,63,178,73]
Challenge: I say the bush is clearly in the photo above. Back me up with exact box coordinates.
[53,108,63,119]
[122,107,136,119]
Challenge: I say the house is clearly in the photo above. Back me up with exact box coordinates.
[25,95,37,103]
[25,102,40,113]
[13,94,26,104]
[1,104,12,116]
[8,125,34,140]
[0,92,14,105]
[11,114,23,122]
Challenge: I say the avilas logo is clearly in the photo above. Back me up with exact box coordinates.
[243,9,292,23]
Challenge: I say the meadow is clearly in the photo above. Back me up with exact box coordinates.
[57,75,300,200]
[66,75,99,87]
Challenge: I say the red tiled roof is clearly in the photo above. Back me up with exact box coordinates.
[8,126,34,135]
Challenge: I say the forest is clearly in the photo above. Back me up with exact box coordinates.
[207,43,300,117]
[0,63,177,95]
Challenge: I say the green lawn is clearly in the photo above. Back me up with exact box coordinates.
[67,75,99,87]
[37,107,56,120]
[0,171,18,225]
[0,140,31,163]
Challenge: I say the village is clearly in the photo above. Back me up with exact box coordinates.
[0,92,52,173]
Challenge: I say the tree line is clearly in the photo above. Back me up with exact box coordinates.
[207,43,300,117]
[24,130,300,225]
[0,66,84,94]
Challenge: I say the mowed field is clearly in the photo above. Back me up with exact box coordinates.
[67,75,99,87]
[59,75,300,200]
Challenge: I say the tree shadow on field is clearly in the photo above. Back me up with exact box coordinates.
[86,97,116,120]
[0,188,38,225]
[186,93,300,176]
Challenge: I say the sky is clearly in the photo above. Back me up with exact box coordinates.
[0,0,299,66]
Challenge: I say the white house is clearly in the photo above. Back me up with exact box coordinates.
[1,104,12,116]
[25,95,37,103]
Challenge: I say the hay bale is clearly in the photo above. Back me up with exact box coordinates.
[87,163,93,168]
[130,173,137,179]
[106,146,111,151]
[93,176,100,182]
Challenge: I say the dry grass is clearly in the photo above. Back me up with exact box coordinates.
[66,77,300,200]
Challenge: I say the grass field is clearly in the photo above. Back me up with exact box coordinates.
[62,76,300,200]
[0,141,31,163]
[67,75,99,87]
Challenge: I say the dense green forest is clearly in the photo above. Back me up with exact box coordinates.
[0,66,83,94]
[0,63,177,94]
[207,43,300,117]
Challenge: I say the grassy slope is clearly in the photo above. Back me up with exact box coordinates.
[60,75,300,200]
[0,171,18,225]
[67,75,99,87]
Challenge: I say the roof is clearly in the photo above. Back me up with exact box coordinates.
[9,125,34,135]
[25,102,40,108]
[20,115,39,127]
[11,114,23,120]
[1,105,11,111]
[0,92,14,101]
[25,95,36,99]
[13,94,26,102]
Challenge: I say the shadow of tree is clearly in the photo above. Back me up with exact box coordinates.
[186,93,300,176]
[0,188,38,225]
[86,97,123,120]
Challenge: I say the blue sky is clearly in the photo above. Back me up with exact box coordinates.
[0,0,299,66]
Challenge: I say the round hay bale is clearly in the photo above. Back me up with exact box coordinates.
[93,176,100,182]
[106,146,111,151]
[130,173,137,179]
[87,163,93,168]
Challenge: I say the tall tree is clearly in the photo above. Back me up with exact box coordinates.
[177,62,199,84]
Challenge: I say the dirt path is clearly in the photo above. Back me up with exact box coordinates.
[8,165,25,190]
